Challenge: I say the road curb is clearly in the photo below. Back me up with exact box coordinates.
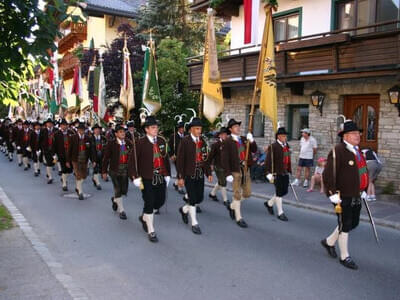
[205,183,400,231]
[0,186,89,300]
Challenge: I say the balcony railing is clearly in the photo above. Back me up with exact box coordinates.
[58,23,87,54]
[187,20,400,87]
[59,52,80,80]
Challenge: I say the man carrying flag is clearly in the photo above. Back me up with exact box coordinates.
[201,8,224,124]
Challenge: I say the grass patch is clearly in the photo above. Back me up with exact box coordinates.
[0,204,13,231]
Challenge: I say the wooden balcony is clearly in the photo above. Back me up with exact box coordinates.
[187,20,400,88]
[190,0,241,17]
[59,52,80,80]
[58,23,87,54]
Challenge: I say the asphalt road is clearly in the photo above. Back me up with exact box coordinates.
[0,158,399,300]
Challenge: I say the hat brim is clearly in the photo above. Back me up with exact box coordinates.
[228,121,241,129]
[338,129,363,137]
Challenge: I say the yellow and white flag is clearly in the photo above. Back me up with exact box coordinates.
[258,5,278,131]
[120,38,135,117]
[202,8,224,123]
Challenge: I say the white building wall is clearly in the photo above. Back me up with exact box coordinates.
[231,0,332,50]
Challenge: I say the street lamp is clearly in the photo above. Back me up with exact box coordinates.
[387,85,400,116]
[310,90,325,116]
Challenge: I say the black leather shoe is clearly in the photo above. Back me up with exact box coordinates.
[58,171,62,176]
[62,186,68,192]
[182,196,188,203]
[38,169,40,174]
[96,185,102,191]
[148,232,158,243]
[24,167,28,171]
[92,179,97,187]
[209,193,219,202]
[154,209,160,215]
[111,197,118,212]
[196,206,202,213]
[18,163,22,167]
[237,219,248,228]
[75,188,79,196]
[139,216,148,233]
[34,172,39,177]
[179,207,189,224]
[223,201,229,207]
[264,202,274,215]
[320,239,337,258]
[192,225,202,235]
[47,179,53,184]
[227,204,235,220]
[78,193,84,200]
[277,213,288,221]
[28,164,31,169]
[119,211,127,220]
[340,257,358,270]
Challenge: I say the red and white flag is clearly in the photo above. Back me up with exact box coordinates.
[244,0,260,44]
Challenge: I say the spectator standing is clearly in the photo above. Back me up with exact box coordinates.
[362,148,383,201]
[292,128,317,188]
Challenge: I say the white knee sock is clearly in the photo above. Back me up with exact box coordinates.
[61,173,68,187]
[326,226,339,246]
[274,197,284,216]
[57,162,62,172]
[76,179,83,194]
[8,152,12,159]
[221,187,228,202]
[182,204,190,214]
[189,205,198,226]
[268,196,276,207]
[210,183,219,196]
[46,167,52,180]
[17,154,22,164]
[114,197,125,213]
[93,173,100,186]
[34,163,39,173]
[23,157,28,167]
[143,213,155,234]
[231,200,242,221]
[338,232,350,260]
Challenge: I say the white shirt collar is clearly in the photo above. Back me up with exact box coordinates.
[116,138,125,145]
[147,135,157,144]
[343,140,357,155]
[277,139,286,147]
[191,134,200,143]
[231,134,240,142]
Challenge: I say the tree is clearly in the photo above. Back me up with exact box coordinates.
[137,0,206,56]
[155,38,199,136]
[0,0,81,105]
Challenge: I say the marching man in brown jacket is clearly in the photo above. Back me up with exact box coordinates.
[40,118,57,184]
[67,122,95,200]
[54,119,73,191]
[222,119,257,228]
[102,124,133,220]
[321,120,369,270]
[177,117,212,235]
[265,127,291,222]
[129,116,171,243]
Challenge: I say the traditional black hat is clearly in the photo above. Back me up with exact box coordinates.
[77,122,86,130]
[115,123,125,132]
[44,118,54,125]
[177,121,185,129]
[16,118,23,124]
[92,123,101,130]
[73,118,80,125]
[338,120,362,137]
[275,127,289,139]
[227,118,241,129]
[187,117,203,129]
[219,126,229,135]
[143,116,159,127]
[23,120,30,125]
[33,121,41,127]
[59,118,68,126]
[127,121,135,128]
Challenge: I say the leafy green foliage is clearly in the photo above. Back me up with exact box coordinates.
[0,0,81,105]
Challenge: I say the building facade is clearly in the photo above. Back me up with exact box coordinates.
[189,0,400,194]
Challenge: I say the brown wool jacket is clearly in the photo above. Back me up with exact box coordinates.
[54,130,73,161]
[176,135,211,178]
[221,136,257,176]
[67,134,95,163]
[209,139,225,169]
[323,142,367,198]
[39,128,57,154]
[129,136,171,180]
[30,130,41,152]
[102,139,133,175]
[265,142,292,176]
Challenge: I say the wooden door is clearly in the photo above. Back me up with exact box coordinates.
[344,95,380,151]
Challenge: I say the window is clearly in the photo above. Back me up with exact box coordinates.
[287,105,309,140]
[273,8,301,42]
[335,0,400,34]
[245,105,265,137]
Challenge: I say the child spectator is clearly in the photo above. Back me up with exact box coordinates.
[307,157,326,193]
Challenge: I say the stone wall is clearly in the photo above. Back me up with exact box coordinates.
[220,76,400,194]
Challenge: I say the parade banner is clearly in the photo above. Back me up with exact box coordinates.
[119,38,135,117]
[258,5,278,131]
[97,59,110,122]
[202,8,224,124]
[142,40,161,115]
[70,65,83,112]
